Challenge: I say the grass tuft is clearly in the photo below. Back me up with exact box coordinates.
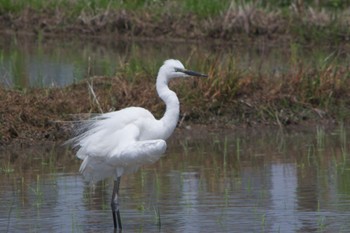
[0,0,349,41]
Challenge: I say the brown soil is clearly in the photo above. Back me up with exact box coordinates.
[0,76,343,146]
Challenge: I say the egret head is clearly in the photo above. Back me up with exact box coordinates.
[159,59,208,80]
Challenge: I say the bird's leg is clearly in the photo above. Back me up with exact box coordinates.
[111,176,122,229]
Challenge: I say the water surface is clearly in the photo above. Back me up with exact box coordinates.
[1,35,349,88]
[1,127,350,232]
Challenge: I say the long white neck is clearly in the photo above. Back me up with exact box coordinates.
[156,73,179,140]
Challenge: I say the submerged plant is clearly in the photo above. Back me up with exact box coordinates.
[153,206,161,228]
[28,175,44,208]
[316,126,325,151]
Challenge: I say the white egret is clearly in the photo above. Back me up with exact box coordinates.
[68,59,207,229]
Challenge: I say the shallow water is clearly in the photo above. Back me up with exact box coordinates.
[1,127,350,232]
[0,35,349,88]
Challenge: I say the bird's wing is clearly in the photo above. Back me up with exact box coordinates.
[78,139,166,182]
[107,139,167,176]
[69,107,155,159]
[68,107,168,182]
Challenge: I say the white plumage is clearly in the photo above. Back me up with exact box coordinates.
[72,107,167,182]
[68,59,207,229]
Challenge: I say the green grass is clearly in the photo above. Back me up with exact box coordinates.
[2,0,349,12]
[0,0,162,15]
[180,0,231,18]
[316,126,325,151]
[0,0,350,41]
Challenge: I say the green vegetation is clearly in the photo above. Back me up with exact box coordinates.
[1,0,349,14]
[1,0,230,16]
[0,0,349,42]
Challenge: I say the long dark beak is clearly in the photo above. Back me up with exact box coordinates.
[176,68,208,77]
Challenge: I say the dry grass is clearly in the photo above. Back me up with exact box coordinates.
[1,58,349,145]
[0,1,349,41]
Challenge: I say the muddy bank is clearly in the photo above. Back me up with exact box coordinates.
[0,76,345,146]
